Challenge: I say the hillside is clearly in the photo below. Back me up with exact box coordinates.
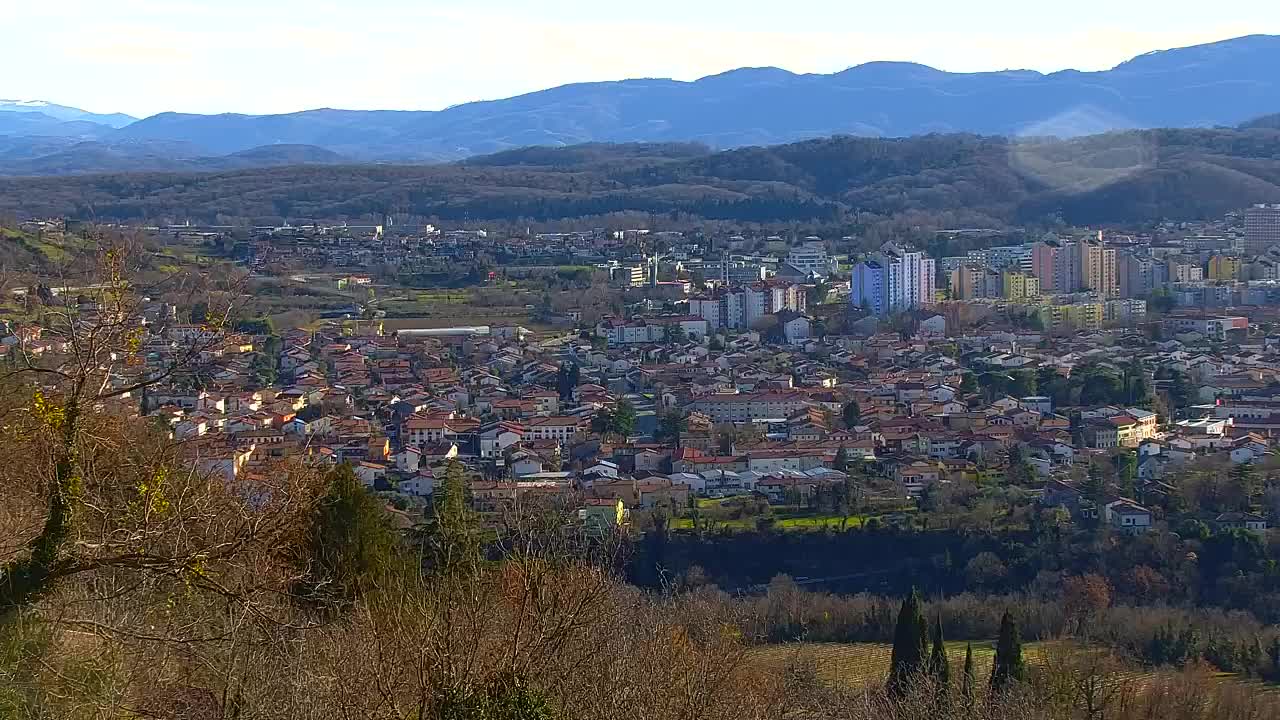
[3,35,1280,173]
[1,128,1279,228]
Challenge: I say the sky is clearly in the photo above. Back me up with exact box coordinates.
[3,0,1277,119]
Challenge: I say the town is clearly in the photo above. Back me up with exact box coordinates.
[5,203,1280,553]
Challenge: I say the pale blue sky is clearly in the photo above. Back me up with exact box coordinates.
[4,0,1276,118]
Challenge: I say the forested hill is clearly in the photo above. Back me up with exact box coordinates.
[2,128,1280,230]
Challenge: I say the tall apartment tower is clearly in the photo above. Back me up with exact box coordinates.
[851,246,935,316]
[1245,204,1280,254]
[1082,242,1118,297]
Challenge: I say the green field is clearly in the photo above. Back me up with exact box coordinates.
[669,498,870,532]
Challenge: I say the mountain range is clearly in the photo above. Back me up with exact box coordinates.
[1,34,1280,175]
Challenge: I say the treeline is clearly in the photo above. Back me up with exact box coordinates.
[640,520,1280,623]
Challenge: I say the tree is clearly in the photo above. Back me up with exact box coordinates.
[990,611,1026,693]
[1082,464,1107,503]
[842,400,861,428]
[299,463,401,603]
[556,362,579,401]
[431,460,480,573]
[962,642,977,708]
[666,323,688,345]
[612,399,637,440]
[655,410,688,447]
[887,587,929,697]
[1115,451,1137,497]
[929,617,951,690]
[833,445,850,472]
[958,372,978,397]
[1062,574,1112,635]
[1009,370,1037,398]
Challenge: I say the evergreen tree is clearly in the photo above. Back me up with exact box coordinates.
[887,587,929,697]
[961,642,976,708]
[842,400,861,428]
[298,463,401,603]
[655,410,688,447]
[613,399,637,440]
[833,445,850,472]
[929,618,951,689]
[1082,464,1107,502]
[990,611,1026,693]
[431,460,480,573]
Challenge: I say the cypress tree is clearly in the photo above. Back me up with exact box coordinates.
[887,588,928,697]
[431,459,480,574]
[961,642,976,708]
[930,618,950,688]
[990,611,1026,693]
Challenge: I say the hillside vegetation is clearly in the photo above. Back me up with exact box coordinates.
[2,128,1280,229]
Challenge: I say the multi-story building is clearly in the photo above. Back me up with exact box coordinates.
[1161,315,1248,341]
[1118,253,1156,299]
[1104,299,1147,325]
[785,240,838,277]
[1081,242,1118,298]
[1207,255,1243,281]
[851,260,887,315]
[1001,271,1040,301]
[1037,302,1103,331]
[948,265,986,300]
[850,245,935,316]
[967,244,1033,273]
[597,316,708,344]
[699,260,769,285]
[1032,239,1082,293]
[687,392,812,423]
[1245,204,1280,254]
[1167,259,1204,283]
[689,282,806,330]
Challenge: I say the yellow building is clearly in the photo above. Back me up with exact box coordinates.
[1001,271,1040,301]
[1038,302,1103,331]
[1207,255,1242,281]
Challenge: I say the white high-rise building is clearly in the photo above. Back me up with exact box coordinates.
[885,248,936,312]
[850,245,936,316]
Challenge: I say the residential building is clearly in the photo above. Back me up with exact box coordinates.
[1162,315,1248,341]
[967,244,1033,273]
[948,265,986,300]
[785,240,838,277]
[1245,204,1280,254]
[851,260,886,315]
[1118,253,1156,299]
[851,245,935,316]
[1001,271,1039,300]
[1032,238,1082,293]
[1081,242,1118,297]
[687,392,812,423]
[1207,255,1243,281]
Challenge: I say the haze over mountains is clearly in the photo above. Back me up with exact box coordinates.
[1,34,1279,175]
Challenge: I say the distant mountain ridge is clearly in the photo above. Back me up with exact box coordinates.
[2,34,1280,174]
[0,100,135,128]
